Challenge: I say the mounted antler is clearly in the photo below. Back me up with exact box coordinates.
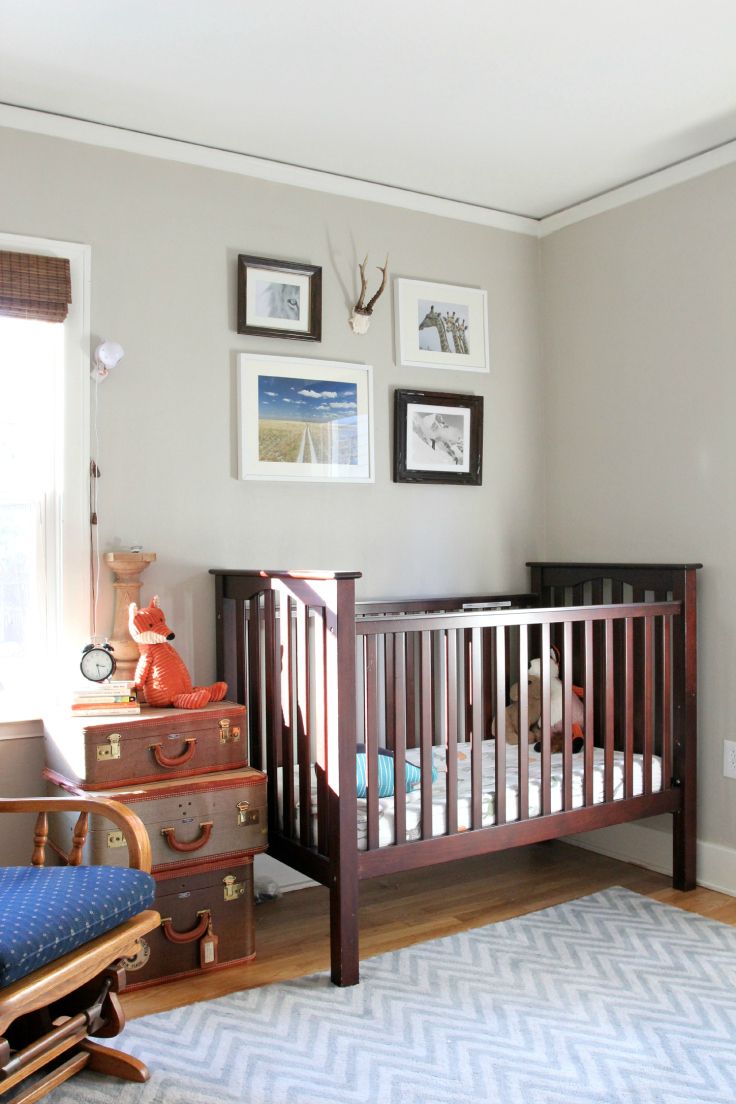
[349,254,389,334]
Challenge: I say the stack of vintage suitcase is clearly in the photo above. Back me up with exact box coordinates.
[43,700,267,989]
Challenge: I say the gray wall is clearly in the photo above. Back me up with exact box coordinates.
[0,126,544,666]
[541,163,736,855]
[0,125,544,865]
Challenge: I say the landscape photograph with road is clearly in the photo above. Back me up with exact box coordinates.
[257,373,359,466]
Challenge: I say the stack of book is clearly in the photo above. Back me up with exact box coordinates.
[71,681,140,717]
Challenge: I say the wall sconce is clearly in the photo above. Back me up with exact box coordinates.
[91,340,125,382]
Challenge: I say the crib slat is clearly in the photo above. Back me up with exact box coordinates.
[592,579,605,741]
[517,627,529,822]
[612,580,625,749]
[562,620,573,811]
[296,602,312,849]
[406,634,417,750]
[653,599,664,762]
[540,623,552,816]
[446,629,458,835]
[662,615,673,786]
[364,634,380,851]
[235,597,247,720]
[495,627,506,826]
[471,626,483,829]
[624,617,634,798]
[312,605,328,855]
[384,634,395,752]
[264,589,280,836]
[393,634,407,845]
[604,619,615,803]
[420,631,433,840]
[246,597,263,771]
[583,620,594,806]
[280,594,295,839]
[644,615,654,794]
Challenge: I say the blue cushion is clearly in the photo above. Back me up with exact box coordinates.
[0,866,155,988]
[355,752,437,797]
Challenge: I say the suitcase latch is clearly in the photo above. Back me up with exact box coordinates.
[97,732,121,761]
[107,830,127,849]
[219,718,241,744]
[236,800,259,826]
[223,874,245,901]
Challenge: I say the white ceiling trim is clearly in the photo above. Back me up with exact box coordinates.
[0,104,539,237]
[539,138,736,236]
[3,104,736,240]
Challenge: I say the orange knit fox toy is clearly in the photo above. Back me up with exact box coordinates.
[129,596,227,709]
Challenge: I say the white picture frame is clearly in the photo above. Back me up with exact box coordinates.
[237,353,374,483]
[395,277,490,372]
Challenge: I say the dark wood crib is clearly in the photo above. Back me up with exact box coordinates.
[212,561,700,986]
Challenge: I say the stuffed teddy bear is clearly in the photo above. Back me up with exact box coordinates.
[129,596,228,709]
[493,647,585,754]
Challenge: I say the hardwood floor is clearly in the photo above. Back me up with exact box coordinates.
[122,841,736,1020]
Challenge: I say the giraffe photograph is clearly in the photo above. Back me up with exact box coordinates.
[395,278,489,372]
[417,298,470,355]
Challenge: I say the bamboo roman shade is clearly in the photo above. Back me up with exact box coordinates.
[0,250,72,322]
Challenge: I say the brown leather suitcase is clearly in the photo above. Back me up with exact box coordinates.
[45,766,268,872]
[122,855,256,990]
[43,701,247,789]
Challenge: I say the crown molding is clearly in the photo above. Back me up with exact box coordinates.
[0,104,540,237]
[539,138,736,236]
[3,103,735,240]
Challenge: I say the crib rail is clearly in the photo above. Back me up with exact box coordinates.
[212,568,688,882]
[355,601,679,866]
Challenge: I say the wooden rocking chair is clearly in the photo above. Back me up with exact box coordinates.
[0,796,159,1103]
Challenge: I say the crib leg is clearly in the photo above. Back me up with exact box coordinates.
[329,873,359,986]
[672,805,696,891]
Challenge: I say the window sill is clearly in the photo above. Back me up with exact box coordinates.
[0,707,44,739]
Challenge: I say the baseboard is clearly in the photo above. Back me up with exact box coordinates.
[565,823,736,898]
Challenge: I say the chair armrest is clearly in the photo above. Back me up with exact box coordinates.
[0,797,152,873]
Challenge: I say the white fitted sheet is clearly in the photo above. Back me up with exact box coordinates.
[283,741,663,850]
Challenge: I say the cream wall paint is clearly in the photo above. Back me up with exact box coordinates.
[540,163,736,859]
[0,125,544,865]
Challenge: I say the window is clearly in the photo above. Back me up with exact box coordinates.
[0,235,90,720]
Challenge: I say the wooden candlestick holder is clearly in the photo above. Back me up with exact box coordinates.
[103,551,157,682]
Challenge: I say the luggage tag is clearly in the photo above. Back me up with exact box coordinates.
[200,916,219,969]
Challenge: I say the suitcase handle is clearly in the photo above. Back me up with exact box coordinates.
[161,821,213,853]
[149,738,197,769]
[160,909,211,944]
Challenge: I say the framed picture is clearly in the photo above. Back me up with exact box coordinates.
[237,254,322,341]
[394,277,489,372]
[393,388,483,485]
[238,353,374,483]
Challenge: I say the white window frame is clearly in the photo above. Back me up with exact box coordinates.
[0,231,91,721]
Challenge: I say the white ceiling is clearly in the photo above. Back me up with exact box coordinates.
[2,0,736,220]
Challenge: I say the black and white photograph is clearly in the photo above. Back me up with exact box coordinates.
[393,388,483,485]
[395,277,489,371]
[237,254,322,340]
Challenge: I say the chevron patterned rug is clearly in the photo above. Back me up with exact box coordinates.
[48,887,736,1104]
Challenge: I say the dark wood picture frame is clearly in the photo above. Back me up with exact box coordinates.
[237,254,322,341]
[393,387,483,485]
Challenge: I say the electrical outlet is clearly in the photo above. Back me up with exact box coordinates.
[724,740,736,779]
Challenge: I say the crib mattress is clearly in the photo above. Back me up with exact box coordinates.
[286,742,663,850]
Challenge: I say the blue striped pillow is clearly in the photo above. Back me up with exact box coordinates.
[355,752,435,798]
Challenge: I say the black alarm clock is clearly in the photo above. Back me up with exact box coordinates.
[80,641,116,682]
